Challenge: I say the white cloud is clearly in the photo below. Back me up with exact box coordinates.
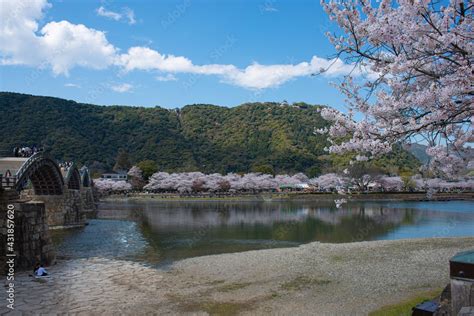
[96,6,136,25]
[40,21,117,75]
[0,0,49,66]
[261,6,278,12]
[117,47,370,89]
[110,83,133,93]
[155,74,177,81]
[225,57,372,89]
[0,0,116,75]
[259,1,278,13]
[64,83,81,88]
[96,6,121,21]
[123,7,136,25]
[0,0,373,90]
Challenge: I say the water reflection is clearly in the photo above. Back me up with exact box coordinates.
[52,200,474,266]
[52,220,149,260]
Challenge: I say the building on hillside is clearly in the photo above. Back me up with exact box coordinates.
[100,172,128,182]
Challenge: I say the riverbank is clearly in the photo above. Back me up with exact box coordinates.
[101,191,474,202]
[5,237,473,315]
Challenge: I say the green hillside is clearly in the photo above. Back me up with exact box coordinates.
[0,92,419,175]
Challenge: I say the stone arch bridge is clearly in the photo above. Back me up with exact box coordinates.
[0,152,96,270]
[0,152,95,227]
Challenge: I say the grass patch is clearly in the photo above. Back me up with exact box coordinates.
[280,276,331,291]
[179,301,247,315]
[167,292,258,315]
[330,255,345,263]
[200,302,247,315]
[369,288,442,316]
[218,282,252,292]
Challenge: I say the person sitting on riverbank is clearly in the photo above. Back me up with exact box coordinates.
[34,263,48,277]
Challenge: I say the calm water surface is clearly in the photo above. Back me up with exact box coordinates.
[51,200,474,266]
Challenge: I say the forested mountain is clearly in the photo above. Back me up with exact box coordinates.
[0,92,420,176]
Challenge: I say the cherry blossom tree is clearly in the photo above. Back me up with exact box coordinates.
[217,179,231,191]
[144,172,175,192]
[345,162,383,191]
[376,176,404,192]
[127,166,145,190]
[309,173,347,191]
[319,0,473,177]
[127,165,143,178]
[203,173,226,192]
[94,179,132,194]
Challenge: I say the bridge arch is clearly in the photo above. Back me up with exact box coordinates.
[15,153,64,195]
[65,166,81,190]
[67,168,81,190]
[80,166,91,188]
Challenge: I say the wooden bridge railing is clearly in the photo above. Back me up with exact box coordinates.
[1,152,47,192]
[0,174,17,190]
[14,152,45,186]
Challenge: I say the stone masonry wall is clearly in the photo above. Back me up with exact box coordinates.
[20,186,96,227]
[81,187,95,209]
[34,189,85,227]
[81,187,97,219]
[0,194,55,272]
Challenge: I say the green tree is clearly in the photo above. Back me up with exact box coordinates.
[113,149,131,172]
[137,160,158,179]
[251,164,275,175]
[305,165,322,178]
[400,171,415,192]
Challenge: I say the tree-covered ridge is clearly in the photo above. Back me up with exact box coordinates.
[178,102,329,175]
[0,92,419,175]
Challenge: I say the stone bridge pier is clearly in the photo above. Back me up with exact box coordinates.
[22,189,88,227]
[0,194,55,273]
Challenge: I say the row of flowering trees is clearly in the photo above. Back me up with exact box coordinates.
[307,174,474,193]
[93,178,132,194]
[143,171,310,193]
[92,166,474,195]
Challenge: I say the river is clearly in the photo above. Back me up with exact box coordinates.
[51,199,474,267]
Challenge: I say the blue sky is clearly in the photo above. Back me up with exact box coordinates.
[0,0,357,109]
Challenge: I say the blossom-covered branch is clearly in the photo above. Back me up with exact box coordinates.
[320,0,473,177]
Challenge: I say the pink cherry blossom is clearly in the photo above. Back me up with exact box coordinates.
[94,179,132,193]
[320,0,473,178]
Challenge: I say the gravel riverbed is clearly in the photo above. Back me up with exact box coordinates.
[3,237,473,315]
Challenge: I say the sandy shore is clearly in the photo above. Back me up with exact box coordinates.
[3,237,473,315]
